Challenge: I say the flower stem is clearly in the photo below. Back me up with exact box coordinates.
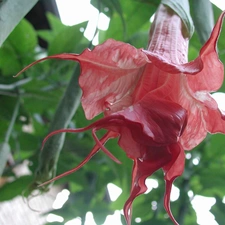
[32,65,82,189]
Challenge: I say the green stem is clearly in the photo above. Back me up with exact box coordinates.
[4,96,20,143]
[0,77,32,91]
[32,65,82,189]
[0,142,10,176]
[0,96,20,176]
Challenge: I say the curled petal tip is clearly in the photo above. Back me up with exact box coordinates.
[164,180,179,225]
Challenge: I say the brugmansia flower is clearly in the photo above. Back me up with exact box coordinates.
[16,4,225,225]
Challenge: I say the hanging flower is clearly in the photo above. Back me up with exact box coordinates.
[16,4,225,225]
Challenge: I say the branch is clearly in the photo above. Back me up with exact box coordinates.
[31,65,82,190]
[0,77,32,90]
[0,96,20,176]
[4,96,20,142]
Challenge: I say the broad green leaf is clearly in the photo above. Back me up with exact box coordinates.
[0,43,21,75]
[91,0,126,36]
[128,31,149,48]
[211,196,225,224]
[190,0,214,44]
[92,204,112,225]
[0,19,37,75]
[191,135,225,197]
[0,0,38,46]
[15,133,39,156]
[48,22,87,55]
[188,33,201,61]
[7,19,37,55]
[37,30,54,43]
[37,13,67,43]
[102,0,159,41]
[47,12,66,32]
[0,175,33,201]
[0,18,38,76]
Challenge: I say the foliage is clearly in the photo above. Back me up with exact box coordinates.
[0,0,38,46]
[0,1,225,225]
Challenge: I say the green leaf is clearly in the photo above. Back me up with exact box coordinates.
[0,18,38,75]
[48,22,87,55]
[162,0,194,37]
[91,0,126,37]
[92,203,112,224]
[128,31,149,48]
[0,175,33,201]
[211,196,225,224]
[0,43,21,75]
[102,0,159,41]
[7,19,37,55]
[0,0,38,46]
[16,133,39,156]
[37,13,67,43]
[47,12,66,32]
[190,0,214,44]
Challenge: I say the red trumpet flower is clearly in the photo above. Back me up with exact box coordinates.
[16,4,225,225]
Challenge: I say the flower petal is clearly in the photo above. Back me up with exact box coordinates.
[15,39,149,120]
[179,102,208,150]
[124,145,172,225]
[143,11,225,79]
[115,93,187,147]
[163,143,185,225]
[180,91,225,149]
[78,39,149,119]
[204,104,225,134]
[212,92,225,117]
[39,130,119,186]
[187,11,225,92]
[147,4,189,65]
